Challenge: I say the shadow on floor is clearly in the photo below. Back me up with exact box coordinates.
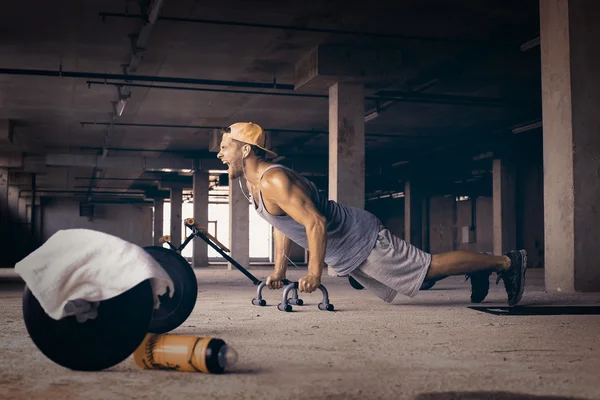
[468,306,600,316]
[415,391,588,400]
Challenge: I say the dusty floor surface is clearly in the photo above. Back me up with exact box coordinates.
[0,267,599,400]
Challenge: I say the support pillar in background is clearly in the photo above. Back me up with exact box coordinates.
[8,185,20,263]
[153,198,164,246]
[540,0,600,291]
[192,163,209,268]
[229,179,249,271]
[8,185,18,225]
[421,196,430,253]
[328,82,365,276]
[329,82,365,209]
[33,196,42,247]
[293,44,401,276]
[169,187,183,249]
[492,159,516,255]
[404,181,423,248]
[0,168,8,266]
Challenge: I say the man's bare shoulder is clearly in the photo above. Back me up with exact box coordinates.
[259,167,294,191]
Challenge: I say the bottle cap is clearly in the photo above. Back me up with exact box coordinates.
[217,345,239,369]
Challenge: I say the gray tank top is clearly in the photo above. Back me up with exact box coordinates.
[252,164,381,276]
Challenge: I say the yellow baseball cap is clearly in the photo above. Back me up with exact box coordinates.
[225,122,278,158]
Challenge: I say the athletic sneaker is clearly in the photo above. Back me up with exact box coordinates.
[465,252,493,303]
[466,270,492,303]
[496,249,528,306]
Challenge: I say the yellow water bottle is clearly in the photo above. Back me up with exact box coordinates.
[133,333,238,374]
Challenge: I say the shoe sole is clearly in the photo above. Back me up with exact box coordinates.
[470,252,493,304]
[470,273,491,303]
[509,249,528,306]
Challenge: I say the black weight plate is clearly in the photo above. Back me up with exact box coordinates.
[22,279,154,371]
[143,246,198,334]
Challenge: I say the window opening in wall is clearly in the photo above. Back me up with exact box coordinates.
[162,191,272,263]
[208,220,217,239]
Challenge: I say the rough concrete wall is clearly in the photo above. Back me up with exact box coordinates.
[42,198,153,247]
[429,196,493,255]
[456,200,476,252]
[365,197,404,239]
[516,150,545,268]
[475,197,493,253]
[569,0,600,289]
[429,196,455,254]
[365,194,494,256]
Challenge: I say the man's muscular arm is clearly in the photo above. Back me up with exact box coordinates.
[266,228,292,289]
[261,170,327,293]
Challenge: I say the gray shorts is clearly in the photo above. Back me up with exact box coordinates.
[349,227,432,303]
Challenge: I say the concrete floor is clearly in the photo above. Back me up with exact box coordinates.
[0,267,599,400]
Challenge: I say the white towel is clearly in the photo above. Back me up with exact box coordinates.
[15,229,175,321]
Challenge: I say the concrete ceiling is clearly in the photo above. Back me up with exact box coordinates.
[0,0,542,199]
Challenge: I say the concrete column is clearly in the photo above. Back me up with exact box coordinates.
[492,159,516,255]
[421,197,430,252]
[540,0,600,292]
[18,197,27,222]
[7,186,20,264]
[328,82,365,209]
[192,166,209,268]
[8,186,18,224]
[229,179,249,270]
[328,82,364,276]
[0,168,8,266]
[169,188,183,248]
[33,196,42,247]
[404,181,423,248]
[153,198,164,246]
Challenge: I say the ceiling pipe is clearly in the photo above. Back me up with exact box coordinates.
[75,177,185,182]
[77,146,206,154]
[80,199,156,205]
[511,120,542,134]
[86,80,510,107]
[46,153,195,171]
[0,68,295,90]
[19,189,146,196]
[79,121,461,140]
[374,91,511,107]
[520,36,540,52]
[87,81,326,98]
[90,0,167,197]
[112,0,165,119]
[73,185,151,189]
[80,121,328,135]
[0,68,511,107]
[98,12,484,44]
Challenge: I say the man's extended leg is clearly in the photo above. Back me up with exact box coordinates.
[426,251,510,278]
[426,250,528,306]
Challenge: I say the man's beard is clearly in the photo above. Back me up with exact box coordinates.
[229,160,243,180]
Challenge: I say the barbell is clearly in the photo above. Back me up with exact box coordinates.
[21,245,198,371]
[22,219,337,371]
